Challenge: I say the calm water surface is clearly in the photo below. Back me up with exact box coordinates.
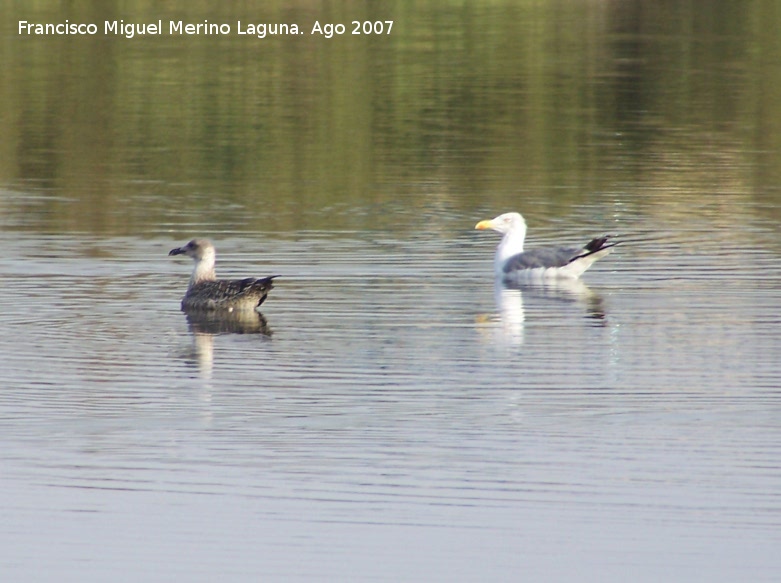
[2,1,781,581]
[1,204,780,582]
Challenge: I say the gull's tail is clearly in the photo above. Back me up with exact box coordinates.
[577,235,619,260]
[563,235,618,279]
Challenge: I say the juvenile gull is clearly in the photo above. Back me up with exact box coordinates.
[475,212,616,282]
[169,239,276,312]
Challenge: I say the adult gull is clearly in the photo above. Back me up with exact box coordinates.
[169,238,277,312]
[475,212,616,282]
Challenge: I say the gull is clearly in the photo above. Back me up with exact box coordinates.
[169,239,276,312]
[475,212,616,282]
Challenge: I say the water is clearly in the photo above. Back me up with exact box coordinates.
[2,212,780,581]
[2,1,781,581]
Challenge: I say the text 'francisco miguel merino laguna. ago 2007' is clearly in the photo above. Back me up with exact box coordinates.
[18,20,394,39]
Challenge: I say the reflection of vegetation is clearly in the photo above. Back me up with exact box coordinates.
[1,1,779,234]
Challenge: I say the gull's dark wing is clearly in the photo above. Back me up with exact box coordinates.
[183,276,277,310]
[503,236,617,273]
[503,247,582,272]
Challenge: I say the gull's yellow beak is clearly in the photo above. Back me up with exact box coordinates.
[475,219,493,230]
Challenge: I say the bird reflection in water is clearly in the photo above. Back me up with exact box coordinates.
[510,278,608,323]
[181,309,272,379]
[479,279,607,346]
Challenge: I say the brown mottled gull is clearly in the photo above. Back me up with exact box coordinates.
[169,239,276,312]
[475,212,617,282]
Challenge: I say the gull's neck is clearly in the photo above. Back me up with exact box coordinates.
[190,249,217,287]
[495,226,526,273]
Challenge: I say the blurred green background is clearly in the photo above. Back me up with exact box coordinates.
[2,0,780,234]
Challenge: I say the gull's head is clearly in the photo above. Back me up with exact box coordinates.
[475,212,526,235]
[169,238,215,262]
